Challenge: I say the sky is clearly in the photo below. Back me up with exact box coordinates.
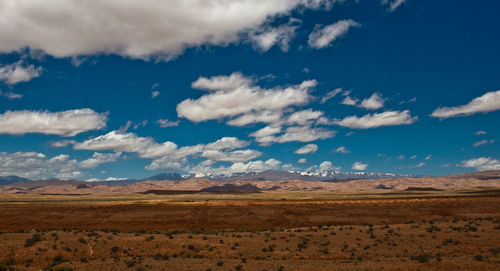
[0,0,499,181]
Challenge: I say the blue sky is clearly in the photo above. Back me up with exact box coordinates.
[0,0,499,180]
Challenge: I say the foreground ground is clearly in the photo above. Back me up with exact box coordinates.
[0,190,499,270]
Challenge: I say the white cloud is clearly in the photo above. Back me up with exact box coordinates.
[251,125,335,145]
[341,96,358,106]
[250,19,300,52]
[334,110,417,129]
[73,131,259,170]
[156,119,180,128]
[425,154,432,160]
[431,90,500,119]
[191,72,253,92]
[459,157,500,171]
[274,126,335,143]
[298,158,307,164]
[415,162,425,168]
[74,131,251,160]
[359,92,385,110]
[51,140,77,148]
[320,88,342,104]
[0,109,107,136]
[0,0,340,60]
[178,72,316,123]
[0,61,42,85]
[318,161,340,171]
[475,130,487,136]
[200,149,262,163]
[286,109,324,125]
[79,152,122,168]
[334,146,350,153]
[187,158,283,177]
[352,161,367,171]
[294,144,318,154]
[410,155,417,159]
[0,91,23,100]
[151,90,160,99]
[308,19,360,49]
[473,139,495,148]
[0,151,117,179]
[381,0,406,12]
[226,111,282,126]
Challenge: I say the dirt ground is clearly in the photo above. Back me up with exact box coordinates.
[0,192,499,270]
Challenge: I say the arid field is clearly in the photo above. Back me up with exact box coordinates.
[1,190,500,270]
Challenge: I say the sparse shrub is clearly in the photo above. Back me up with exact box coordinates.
[474,255,484,261]
[111,246,119,253]
[24,233,42,247]
[78,238,86,244]
[216,261,224,266]
[411,254,430,263]
[126,260,136,268]
[0,258,15,270]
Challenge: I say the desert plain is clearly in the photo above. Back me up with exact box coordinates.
[1,189,500,271]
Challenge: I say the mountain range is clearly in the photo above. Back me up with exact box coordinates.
[1,170,499,195]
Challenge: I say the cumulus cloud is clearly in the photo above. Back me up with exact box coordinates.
[0,61,42,85]
[334,110,417,129]
[431,90,500,119]
[0,0,340,60]
[320,88,342,104]
[73,131,259,170]
[352,161,367,171]
[459,157,500,171]
[79,152,122,168]
[475,130,487,136]
[156,119,180,128]
[298,158,307,164]
[319,161,340,171]
[381,0,406,12]
[294,144,318,154]
[308,19,360,49]
[0,151,118,179]
[334,146,350,153]
[286,109,324,125]
[0,109,107,136]
[186,158,283,177]
[178,72,316,123]
[74,131,251,160]
[359,92,385,110]
[271,126,335,144]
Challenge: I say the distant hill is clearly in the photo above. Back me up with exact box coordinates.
[0,176,30,186]
[2,170,500,195]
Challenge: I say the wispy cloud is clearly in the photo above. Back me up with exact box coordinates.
[431,90,500,119]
